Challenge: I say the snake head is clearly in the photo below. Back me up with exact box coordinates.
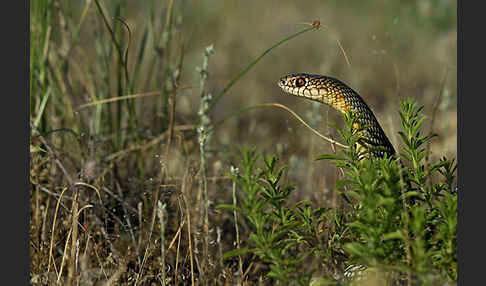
[277,73,308,91]
[277,73,330,103]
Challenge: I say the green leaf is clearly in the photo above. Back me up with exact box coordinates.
[222,248,255,260]
[315,154,346,161]
[295,200,312,208]
[400,191,421,200]
[216,204,239,212]
[343,242,366,256]
[382,230,405,241]
[338,191,353,205]
[412,116,427,135]
[335,179,355,190]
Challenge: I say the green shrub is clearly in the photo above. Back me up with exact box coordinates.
[223,98,456,285]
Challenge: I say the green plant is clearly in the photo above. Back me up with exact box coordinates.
[322,98,456,285]
[220,148,356,285]
[224,98,456,285]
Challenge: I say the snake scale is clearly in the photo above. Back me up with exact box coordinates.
[278,73,395,158]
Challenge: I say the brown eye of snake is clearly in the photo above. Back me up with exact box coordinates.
[295,77,305,87]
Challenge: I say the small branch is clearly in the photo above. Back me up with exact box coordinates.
[212,103,348,149]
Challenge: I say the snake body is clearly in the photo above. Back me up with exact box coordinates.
[278,73,395,158]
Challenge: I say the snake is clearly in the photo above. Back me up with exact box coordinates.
[277,73,395,158]
[278,73,397,281]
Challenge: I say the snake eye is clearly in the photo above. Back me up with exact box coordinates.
[295,77,305,87]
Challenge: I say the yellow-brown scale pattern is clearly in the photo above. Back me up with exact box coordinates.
[278,73,395,158]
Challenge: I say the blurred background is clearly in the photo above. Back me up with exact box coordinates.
[38,0,455,192]
[30,0,456,283]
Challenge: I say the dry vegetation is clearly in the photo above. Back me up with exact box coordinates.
[30,1,456,285]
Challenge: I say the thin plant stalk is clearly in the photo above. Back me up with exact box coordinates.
[181,166,196,286]
[164,39,184,172]
[208,25,316,111]
[230,166,244,281]
[68,186,79,285]
[197,44,214,283]
[157,201,167,286]
[160,0,176,127]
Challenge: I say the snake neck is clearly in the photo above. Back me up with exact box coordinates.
[278,73,396,158]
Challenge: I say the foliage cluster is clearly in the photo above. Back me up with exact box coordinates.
[225,99,457,285]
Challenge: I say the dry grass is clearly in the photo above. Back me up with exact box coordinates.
[30,1,456,285]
